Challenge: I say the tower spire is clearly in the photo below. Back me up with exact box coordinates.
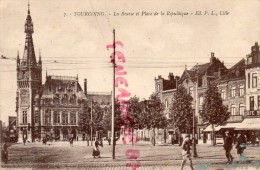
[28,2,30,14]
[22,2,36,66]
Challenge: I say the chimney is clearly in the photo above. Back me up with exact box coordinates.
[84,79,87,95]
[210,52,215,65]
[168,73,174,80]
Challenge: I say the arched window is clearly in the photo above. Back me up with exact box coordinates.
[239,104,244,115]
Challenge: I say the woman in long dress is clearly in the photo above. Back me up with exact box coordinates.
[93,139,102,158]
[235,133,247,162]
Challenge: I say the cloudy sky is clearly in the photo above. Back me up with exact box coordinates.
[0,0,260,123]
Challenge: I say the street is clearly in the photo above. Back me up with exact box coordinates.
[1,141,260,170]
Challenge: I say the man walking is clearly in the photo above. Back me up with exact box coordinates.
[224,131,234,164]
[180,134,194,170]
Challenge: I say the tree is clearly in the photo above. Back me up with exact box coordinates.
[91,102,104,138]
[142,93,167,146]
[169,85,193,140]
[200,82,230,146]
[101,99,125,137]
[128,96,142,145]
[79,101,91,140]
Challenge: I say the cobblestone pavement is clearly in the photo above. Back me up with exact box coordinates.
[1,141,260,170]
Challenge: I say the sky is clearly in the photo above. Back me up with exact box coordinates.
[0,0,260,124]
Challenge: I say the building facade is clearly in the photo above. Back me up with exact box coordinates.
[155,53,228,143]
[15,6,112,142]
[155,44,260,144]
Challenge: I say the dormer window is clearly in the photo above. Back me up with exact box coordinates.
[157,84,160,91]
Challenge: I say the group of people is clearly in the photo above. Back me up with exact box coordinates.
[180,131,248,170]
[223,131,247,164]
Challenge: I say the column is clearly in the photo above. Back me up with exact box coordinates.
[60,111,62,125]
[68,111,70,125]
[51,110,53,125]
[60,129,63,141]
[40,109,43,125]
[76,111,78,125]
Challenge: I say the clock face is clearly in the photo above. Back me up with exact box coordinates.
[20,89,29,95]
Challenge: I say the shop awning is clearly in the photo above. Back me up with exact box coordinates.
[221,123,242,129]
[235,118,260,130]
[203,122,242,132]
[203,125,222,132]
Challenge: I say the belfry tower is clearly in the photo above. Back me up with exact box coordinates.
[16,4,42,142]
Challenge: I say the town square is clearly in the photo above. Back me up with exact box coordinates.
[1,0,260,169]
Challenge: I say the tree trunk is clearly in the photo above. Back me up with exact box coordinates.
[153,128,156,146]
[132,127,134,146]
[212,124,216,146]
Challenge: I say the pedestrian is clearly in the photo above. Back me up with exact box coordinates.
[108,137,111,145]
[235,133,247,163]
[180,134,194,170]
[23,138,26,145]
[1,140,8,164]
[69,137,73,147]
[223,130,234,164]
[92,139,102,158]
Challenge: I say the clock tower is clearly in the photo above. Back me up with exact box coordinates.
[16,4,42,142]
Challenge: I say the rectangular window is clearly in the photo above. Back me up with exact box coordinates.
[54,111,60,124]
[252,73,257,88]
[221,90,226,100]
[231,105,236,115]
[258,96,260,110]
[239,85,244,96]
[248,73,250,88]
[44,110,51,124]
[199,96,204,105]
[62,112,68,125]
[70,112,76,125]
[189,87,194,99]
[250,96,254,111]
[22,111,27,124]
[35,110,39,123]
[231,87,236,97]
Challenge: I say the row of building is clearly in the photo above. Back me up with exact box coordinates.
[12,5,260,144]
[150,42,260,144]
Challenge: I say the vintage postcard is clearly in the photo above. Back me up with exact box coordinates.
[0,0,260,169]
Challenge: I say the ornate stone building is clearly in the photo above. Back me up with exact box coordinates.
[16,6,88,142]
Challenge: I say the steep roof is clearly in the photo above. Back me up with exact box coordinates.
[42,75,87,100]
[216,59,245,82]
